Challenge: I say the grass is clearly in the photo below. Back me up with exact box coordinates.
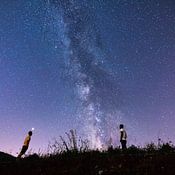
[0,142,175,175]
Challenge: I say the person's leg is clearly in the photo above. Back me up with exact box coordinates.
[18,146,28,158]
[121,140,127,150]
[120,141,124,149]
[125,140,127,149]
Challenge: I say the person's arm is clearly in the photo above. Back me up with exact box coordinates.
[120,131,123,141]
[26,138,30,145]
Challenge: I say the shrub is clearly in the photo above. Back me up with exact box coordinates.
[145,142,157,152]
[159,142,175,153]
[47,129,90,155]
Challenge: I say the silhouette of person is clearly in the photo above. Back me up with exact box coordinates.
[18,131,32,158]
[119,124,127,149]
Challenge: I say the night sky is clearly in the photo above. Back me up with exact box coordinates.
[0,0,175,155]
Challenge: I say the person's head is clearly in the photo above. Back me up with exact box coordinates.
[28,131,33,136]
[119,124,124,129]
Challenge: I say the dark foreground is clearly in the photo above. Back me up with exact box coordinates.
[1,146,175,175]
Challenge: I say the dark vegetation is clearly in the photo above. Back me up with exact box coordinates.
[1,132,175,175]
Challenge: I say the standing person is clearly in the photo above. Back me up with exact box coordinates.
[18,131,33,158]
[119,124,127,150]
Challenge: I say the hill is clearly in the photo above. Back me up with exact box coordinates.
[0,146,175,175]
[0,152,16,162]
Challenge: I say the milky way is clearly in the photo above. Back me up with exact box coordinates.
[44,0,122,148]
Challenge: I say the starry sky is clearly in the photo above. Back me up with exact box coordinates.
[0,0,175,155]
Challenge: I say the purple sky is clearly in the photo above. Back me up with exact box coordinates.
[0,0,175,155]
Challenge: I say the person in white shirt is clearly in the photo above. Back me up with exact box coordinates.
[119,124,127,150]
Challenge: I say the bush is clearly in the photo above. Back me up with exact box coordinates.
[47,129,90,155]
[145,142,157,152]
[126,145,143,154]
[159,142,175,153]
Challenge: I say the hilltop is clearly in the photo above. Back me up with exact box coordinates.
[0,144,175,175]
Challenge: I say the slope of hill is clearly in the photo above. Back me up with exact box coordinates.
[0,145,175,175]
[0,152,16,162]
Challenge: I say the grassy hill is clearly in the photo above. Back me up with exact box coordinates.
[0,152,16,162]
[0,143,175,175]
